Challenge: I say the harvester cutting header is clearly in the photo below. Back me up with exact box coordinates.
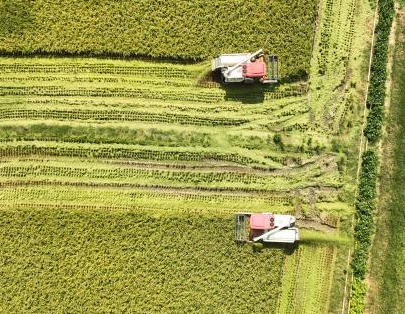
[235,213,299,244]
[211,49,278,84]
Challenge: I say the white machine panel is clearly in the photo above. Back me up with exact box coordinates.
[273,214,295,227]
[212,53,250,71]
[263,228,299,243]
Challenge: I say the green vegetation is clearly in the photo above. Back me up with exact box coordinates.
[0,0,318,78]
[367,10,405,313]
[349,151,378,314]
[364,0,395,142]
[349,278,367,314]
[351,150,378,279]
[349,1,395,312]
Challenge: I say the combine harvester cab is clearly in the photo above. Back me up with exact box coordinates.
[235,213,299,244]
[211,49,278,84]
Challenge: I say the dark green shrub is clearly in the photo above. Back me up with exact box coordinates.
[364,0,395,143]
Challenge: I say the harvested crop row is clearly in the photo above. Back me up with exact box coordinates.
[0,178,337,195]
[277,245,336,314]
[0,86,225,103]
[0,142,262,166]
[0,63,194,77]
[0,124,213,148]
[0,108,250,127]
[0,186,295,212]
[0,165,302,191]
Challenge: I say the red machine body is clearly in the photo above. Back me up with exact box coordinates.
[235,213,299,244]
[211,49,279,84]
[242,61,266,78]
[250,213,275,230]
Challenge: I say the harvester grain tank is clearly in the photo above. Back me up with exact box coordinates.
[235,213,299,244]
[211,49,278,84]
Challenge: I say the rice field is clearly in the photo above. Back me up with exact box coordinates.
[0,0,376,313]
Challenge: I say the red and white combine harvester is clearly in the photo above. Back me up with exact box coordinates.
[211,49,278,84]
[235,213,299,244]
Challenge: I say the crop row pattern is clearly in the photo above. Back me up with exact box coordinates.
[0,144,256,165]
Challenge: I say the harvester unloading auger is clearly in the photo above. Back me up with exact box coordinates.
[235,213,299,244]
[211,49,278,84]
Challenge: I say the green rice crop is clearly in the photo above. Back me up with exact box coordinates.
[0,207,285,313]
[0,0,318,78]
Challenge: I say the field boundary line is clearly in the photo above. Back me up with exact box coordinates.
[364,3,400,313]
[342,1,379,314]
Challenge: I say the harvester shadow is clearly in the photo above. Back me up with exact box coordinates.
[203,68,308,105]
[215,74,307,105]
[222,84,267,104]
[205,70,265,104]
[262,242,299,255]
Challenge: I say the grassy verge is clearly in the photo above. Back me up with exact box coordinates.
[347,0,395,312]
[367,7,405,313]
